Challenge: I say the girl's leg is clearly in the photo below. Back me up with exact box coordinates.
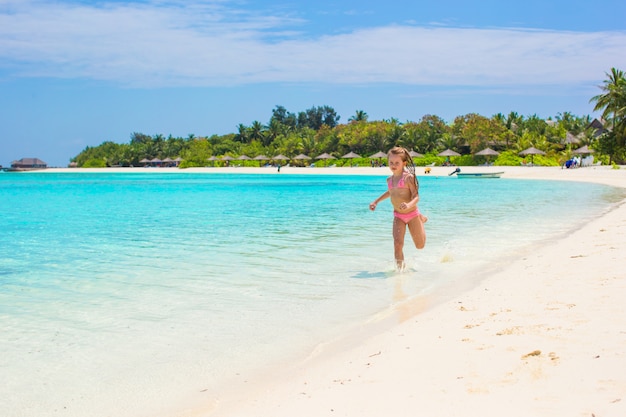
[392,217,407,269]
[407,216,426,249]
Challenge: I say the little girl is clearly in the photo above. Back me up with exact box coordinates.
[369,146,427,270]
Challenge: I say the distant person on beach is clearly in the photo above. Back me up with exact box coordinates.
[369,146,427,270]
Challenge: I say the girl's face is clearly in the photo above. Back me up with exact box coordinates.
[388,153,406,175]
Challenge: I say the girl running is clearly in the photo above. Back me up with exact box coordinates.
[369,146,427,270]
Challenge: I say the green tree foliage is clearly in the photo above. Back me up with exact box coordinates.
[297,105,340,130]
[452,113,509,153]
[82,158,107,168]
[72,70,626,167]
[348,110,369,122]
[179,137,212,167]
[590,67,626,163]
[270,105,297,130]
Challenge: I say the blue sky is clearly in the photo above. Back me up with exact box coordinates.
[1,0,626,167]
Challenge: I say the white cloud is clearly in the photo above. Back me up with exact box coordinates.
[1,0,625,88]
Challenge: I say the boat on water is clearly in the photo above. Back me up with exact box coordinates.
[447,167,503,178]
[456,172,504,178]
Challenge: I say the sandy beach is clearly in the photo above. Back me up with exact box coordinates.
[37,163,626,185]
[35,165,626,416]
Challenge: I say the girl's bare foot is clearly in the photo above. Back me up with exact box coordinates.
[396,260,406,272]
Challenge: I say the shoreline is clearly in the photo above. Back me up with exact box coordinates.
[219,201,626,417]
[20,164,626,186]
[207,166,626,417]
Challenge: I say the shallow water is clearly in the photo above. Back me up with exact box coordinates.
[0,172,623,417]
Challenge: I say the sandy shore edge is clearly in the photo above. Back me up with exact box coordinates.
[205,166,626,417]
[23,163,626,185]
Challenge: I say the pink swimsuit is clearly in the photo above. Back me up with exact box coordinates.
[388,173,421,224]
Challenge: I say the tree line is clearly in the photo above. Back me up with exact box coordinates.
[73,68,626,168]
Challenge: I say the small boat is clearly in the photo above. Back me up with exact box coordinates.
[456,172,504,179]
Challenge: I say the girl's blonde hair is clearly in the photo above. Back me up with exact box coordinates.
[388,146,419,193]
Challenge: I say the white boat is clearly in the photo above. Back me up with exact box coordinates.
[456,172,503,179]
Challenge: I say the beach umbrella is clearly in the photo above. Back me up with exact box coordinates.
[409,150,424,158]
[253,154,269,167]
[220,155,234,167]
[293,153,311,166]
[369,151,387,167]
[272,154,290,168]
[236,155,251,166]
[437,149,461,157]
[437,149,461,166]
[475,148,500,157]
[139,158,150,166]
[519,147,545,165]
[572,145,595,167]
[342,151,361,159]
[572,145,594,155]
[315,152,336,167]
[342,151,361,167]
[519,147,545,156]
[206,156,218,167]
[475,147,500,164]
[369,151,387,159]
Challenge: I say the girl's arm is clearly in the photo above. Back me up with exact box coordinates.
[369,191,389,211]
[400,175,420,209]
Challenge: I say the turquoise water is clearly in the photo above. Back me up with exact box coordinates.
[0,172,623,417]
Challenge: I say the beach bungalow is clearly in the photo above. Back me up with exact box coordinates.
[10,157,47,170]
[589,118,609,137]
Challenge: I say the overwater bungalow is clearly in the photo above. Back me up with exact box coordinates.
[10,158,48,171]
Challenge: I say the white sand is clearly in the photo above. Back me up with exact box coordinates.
[37,164,626,185]
[41,165,626,417]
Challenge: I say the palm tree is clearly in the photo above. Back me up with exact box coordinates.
[249,121,267,145]
[506,111,522,133]
[590,67,626,162]
[349,110,368,122]
[266,119,284,143]
[234,124,249,143]
[590,68,626,129]
[438,133,461,152]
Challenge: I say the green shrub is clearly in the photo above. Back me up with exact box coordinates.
[82,158,107,168]
[414,155,440,166]
[493,151,522,166]
[455,155,476,166]
[179,160,205,168]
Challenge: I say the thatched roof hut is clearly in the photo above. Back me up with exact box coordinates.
[11,158,47,169]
